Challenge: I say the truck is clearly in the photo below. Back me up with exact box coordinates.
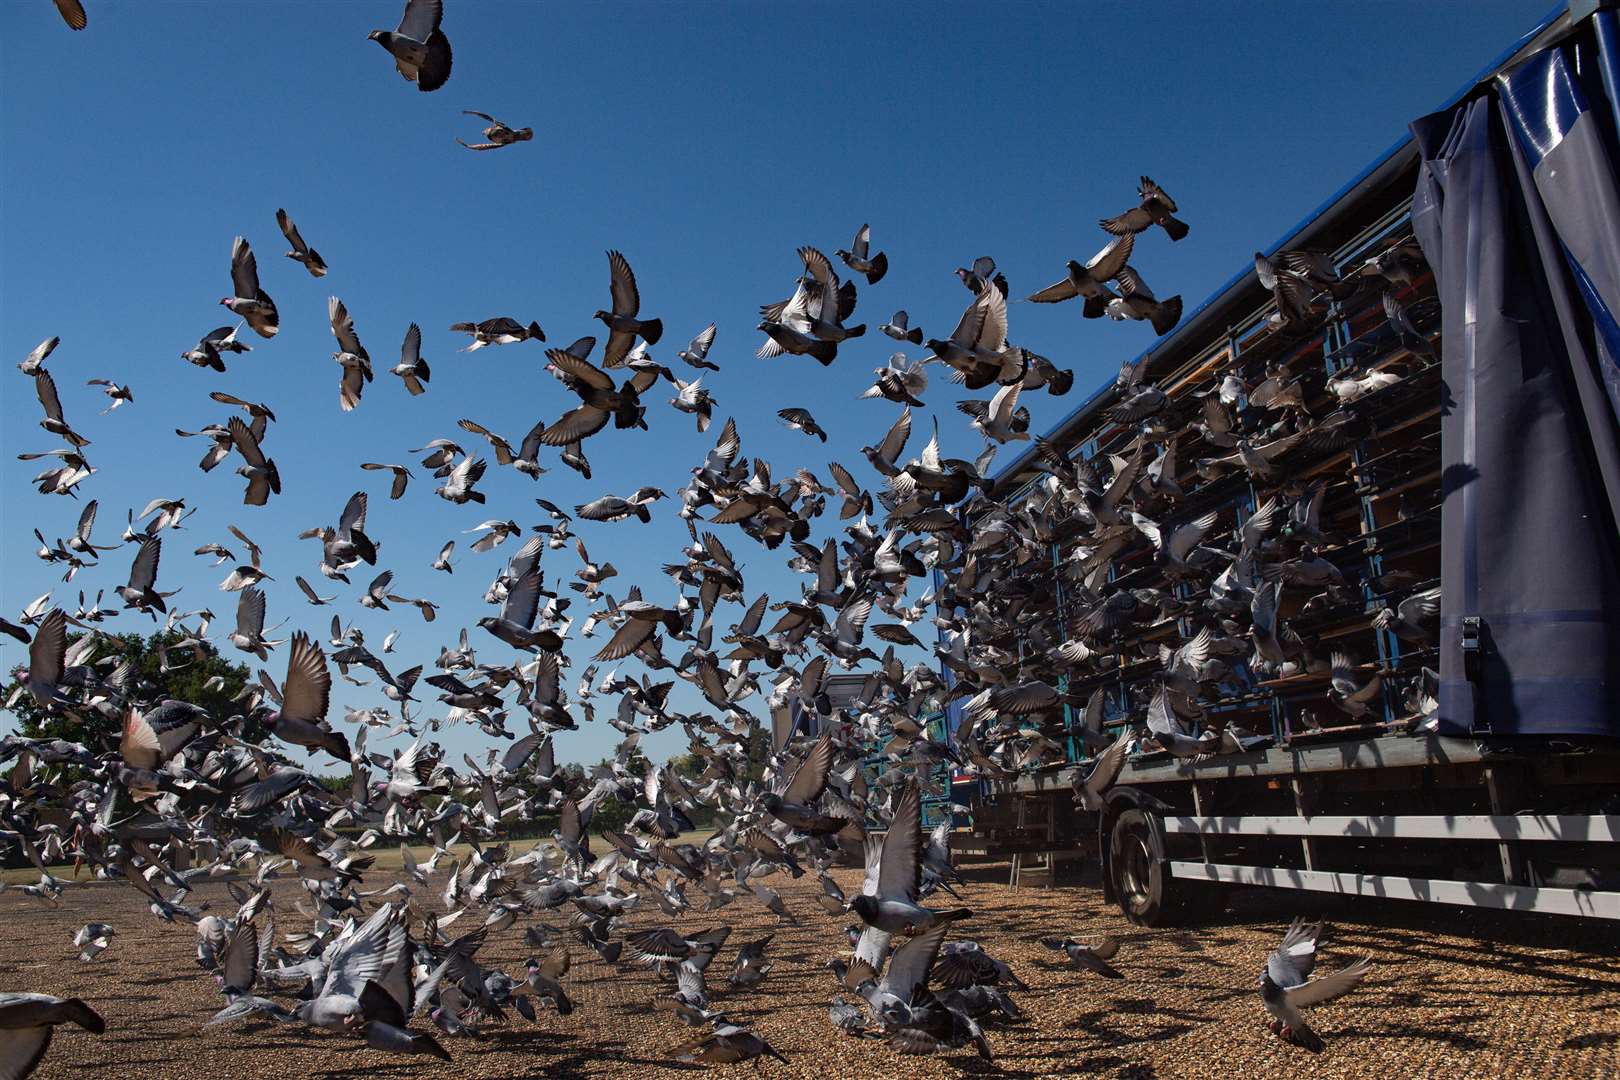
[947,3,1620,926]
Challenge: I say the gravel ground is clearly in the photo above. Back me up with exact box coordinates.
[4,862,1618,1079]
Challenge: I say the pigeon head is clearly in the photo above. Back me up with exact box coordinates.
[847,894,879,923]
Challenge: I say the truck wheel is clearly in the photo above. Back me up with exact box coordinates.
[1108,808,1186,926]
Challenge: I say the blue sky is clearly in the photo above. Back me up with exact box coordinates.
[0,0,1551,768]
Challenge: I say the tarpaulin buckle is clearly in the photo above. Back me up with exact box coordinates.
[1461,616,1484,683]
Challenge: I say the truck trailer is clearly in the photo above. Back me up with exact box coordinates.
[946,3,1620,926]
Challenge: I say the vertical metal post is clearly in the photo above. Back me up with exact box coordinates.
[1484,765,1528,885]
[1291,777,1317,871]
[1190,781,1215,866]
[1009,797,1026,890]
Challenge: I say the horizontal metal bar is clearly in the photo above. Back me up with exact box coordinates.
[1162,814,1620,843]
[1007,734,1495,794]
[1170,861,1620,919]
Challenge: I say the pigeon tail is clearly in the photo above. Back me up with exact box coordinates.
[1151,296,1184,337]
[639,319,664,346]
[323,729,353,761]
[1163,216,1190,242]
[1288,1020,1325,1054]
[351,528,378,564]
[64,999,106,1034]
[865,252,888,286]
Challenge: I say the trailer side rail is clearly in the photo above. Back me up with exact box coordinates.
[1162,814,1620,843]
[1172,861,1620,919]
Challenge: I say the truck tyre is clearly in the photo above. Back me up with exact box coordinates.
[1108,807,1187,926]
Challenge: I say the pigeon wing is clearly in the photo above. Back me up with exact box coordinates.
[606,250,641,317]
[876,783,921,902]
[236,586,267,637]
[230,236,260,297]
[780,731,833,804]
[1266,917,1322,988]
[128,535,161,591]
[881,922,947,1003]
[276,209,307,254]
[282,634,332,723]
[397,0,443,39]
[1286,957,1371,1009]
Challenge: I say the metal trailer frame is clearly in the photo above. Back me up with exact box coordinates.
[939,4,1620,923]
[996,733,1620,921]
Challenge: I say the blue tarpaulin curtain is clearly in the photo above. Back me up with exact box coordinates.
[1410,11,1620,738]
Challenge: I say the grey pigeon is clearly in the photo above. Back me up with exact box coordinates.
[219,237,278,338]
[1100,175,1189,241]
[1259,919,1371,1053]
[835,223,888,285]
[880,310,923,344]
[677,323,719,370]
[1040,936,1124,978]
[276,208,326,277]
[391,323,430,394]
[450,316,544,350]
[328,297,374,412]
[228,416,280,506]
[434,455,487,505]
[1026,233,1134,318]
[458,110,532,150]
[847,783,971,934]
[1106,265,1183,336]
[595,250,663,368]
[777,407,827,442]
[181,325,250,371]
[369,0,453,92]
[0,994,104,1079]
[18,336,59,375]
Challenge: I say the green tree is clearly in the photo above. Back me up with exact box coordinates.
[2,628,258,749]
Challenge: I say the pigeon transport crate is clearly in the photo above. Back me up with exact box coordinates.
[941,3,1620,927]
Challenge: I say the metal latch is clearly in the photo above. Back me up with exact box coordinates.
[1461,616,1483,683]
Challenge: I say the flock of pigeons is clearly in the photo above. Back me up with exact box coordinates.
[0,0,1443,1074]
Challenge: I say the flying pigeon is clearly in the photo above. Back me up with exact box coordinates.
[369,0,453,92]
